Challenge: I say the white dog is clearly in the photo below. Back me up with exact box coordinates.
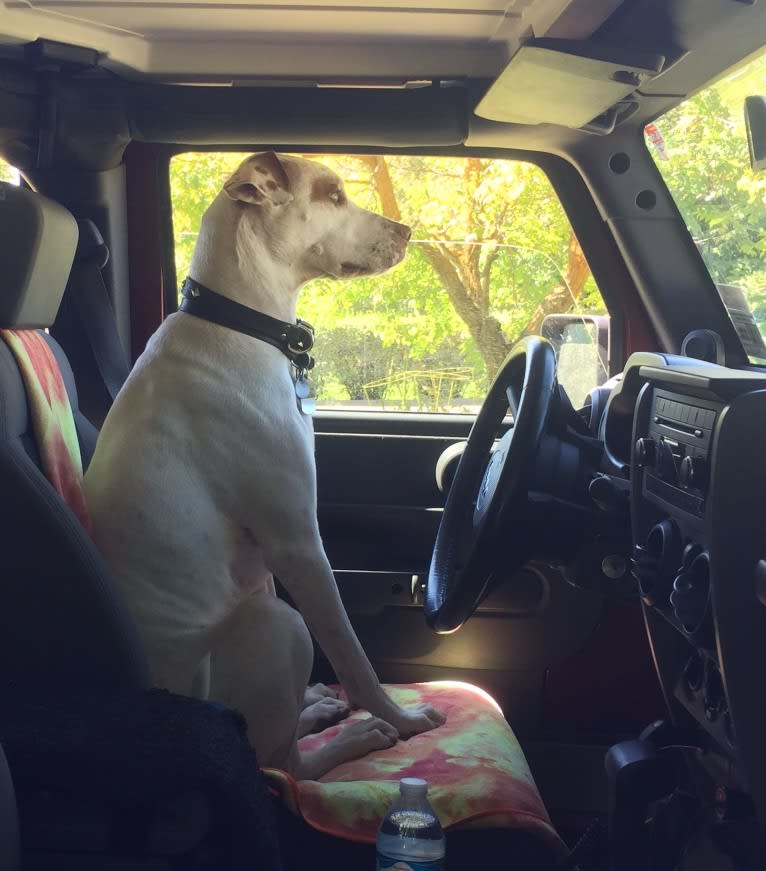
[83,152,444,780]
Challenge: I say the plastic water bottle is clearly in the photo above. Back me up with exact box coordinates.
[376,777,445,870]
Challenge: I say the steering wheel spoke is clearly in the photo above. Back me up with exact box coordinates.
[505,383,519,419]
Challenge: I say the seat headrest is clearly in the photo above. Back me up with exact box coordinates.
[0,182,79,329]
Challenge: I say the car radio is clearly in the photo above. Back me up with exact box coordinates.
[636,388,721,518]
[620,357,766,784]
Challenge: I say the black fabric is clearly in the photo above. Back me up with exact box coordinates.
[68,219,131,401]
[0,744,20,871]
[0,690,281,870]
[74,218,109,271]
[51,220,132,427]
[0,445,151,693]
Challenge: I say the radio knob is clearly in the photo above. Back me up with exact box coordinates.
[679,455,707,490]
[635,437,657,469]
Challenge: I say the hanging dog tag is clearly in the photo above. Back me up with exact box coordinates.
[295,373,316,415]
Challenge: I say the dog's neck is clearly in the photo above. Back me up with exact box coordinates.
[189,194,302,323]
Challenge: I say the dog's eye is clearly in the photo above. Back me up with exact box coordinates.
[328,189,345,205]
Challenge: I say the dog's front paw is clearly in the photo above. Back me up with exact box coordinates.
[303,682,339,707]
[297,695,350,737]
[389,704,446,738]
[341,716,399,754]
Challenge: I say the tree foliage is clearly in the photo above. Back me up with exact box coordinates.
[651,53,766,341]
[0,161,18,183]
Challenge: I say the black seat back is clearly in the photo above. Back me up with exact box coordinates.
[0,181,150,693]
[0,744,19,871]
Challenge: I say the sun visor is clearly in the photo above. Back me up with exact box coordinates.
[128,83,469,149]
[475,39,665,130]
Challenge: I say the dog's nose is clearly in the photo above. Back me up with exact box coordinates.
[394,222,412,241]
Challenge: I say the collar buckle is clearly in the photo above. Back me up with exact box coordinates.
[285,320,315,354]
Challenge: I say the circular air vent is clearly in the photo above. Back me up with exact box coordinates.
[670,551,712,643]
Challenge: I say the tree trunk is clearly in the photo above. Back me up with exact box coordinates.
[518,232,590,339]
[362,156,510,376]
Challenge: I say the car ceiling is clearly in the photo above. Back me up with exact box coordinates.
[0,1,623,82]
[0,0,765,168]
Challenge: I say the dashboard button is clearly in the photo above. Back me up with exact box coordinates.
[679,455,707,490]
[635,437,657,468]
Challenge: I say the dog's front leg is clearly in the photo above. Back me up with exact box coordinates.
[274,542,445,737]
[235,416,444,771]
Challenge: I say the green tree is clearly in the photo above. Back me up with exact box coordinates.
[650,53,766,343]
[317,328,405,401]
[309,154,594,378]
[656,87,766,286]
[171,151,245,282]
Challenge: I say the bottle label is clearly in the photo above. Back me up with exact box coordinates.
[376,850,444,871]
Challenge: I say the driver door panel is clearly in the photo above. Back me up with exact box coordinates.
[312,411,604,736]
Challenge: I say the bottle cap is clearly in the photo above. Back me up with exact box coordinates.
[399,777,428,795]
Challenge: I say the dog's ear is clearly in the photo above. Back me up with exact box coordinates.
[223,152,293,206]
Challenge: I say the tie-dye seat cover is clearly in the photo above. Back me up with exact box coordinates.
[265,681,567,856]
[1,328,91,531]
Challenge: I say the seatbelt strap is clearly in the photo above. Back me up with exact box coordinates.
[68,219,131,401]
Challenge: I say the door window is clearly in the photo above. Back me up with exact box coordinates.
[0,160,19,185]
[170,152,608,411]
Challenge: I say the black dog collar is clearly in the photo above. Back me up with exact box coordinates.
[179,277,315,371]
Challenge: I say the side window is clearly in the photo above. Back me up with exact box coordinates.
[647,50,766,363]
[170,153,608,412]
[0,159,19,185]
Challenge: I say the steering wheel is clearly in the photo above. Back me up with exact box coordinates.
[425,336,557,633]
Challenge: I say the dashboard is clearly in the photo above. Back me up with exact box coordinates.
[598,351,766,830]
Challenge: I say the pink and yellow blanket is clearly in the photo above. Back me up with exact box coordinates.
[265,681,566,855]
[1,328,91,531]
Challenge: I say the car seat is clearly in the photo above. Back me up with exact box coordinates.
[0,180,281,870]
[0,180,567,870]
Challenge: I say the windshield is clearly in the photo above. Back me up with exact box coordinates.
[648,51,766,365]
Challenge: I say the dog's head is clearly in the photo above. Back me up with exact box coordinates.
[222,152,411,283]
